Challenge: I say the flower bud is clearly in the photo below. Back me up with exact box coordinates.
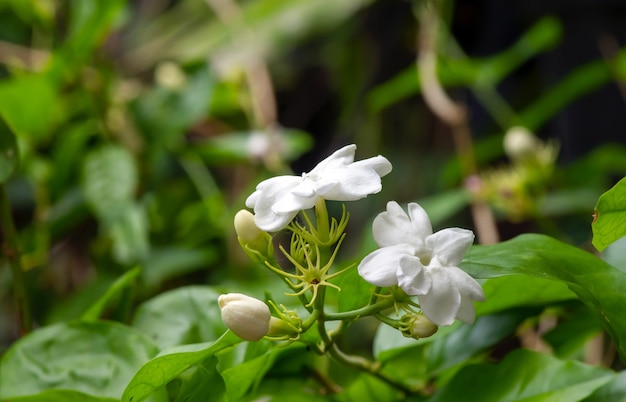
[218,293,271,341]
[234,210,263,242]
[401,314,438,340]
[234,209,273,261]
[503,126,538,160]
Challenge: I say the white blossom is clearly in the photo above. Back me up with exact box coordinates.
[246,144,392,232]
[358,201,484,326]
[218,293,271,341]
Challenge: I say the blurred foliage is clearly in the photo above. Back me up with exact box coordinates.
[1,0,626,401]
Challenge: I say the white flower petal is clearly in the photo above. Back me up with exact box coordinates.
[407,203,433,238]
[350,155,393,177]
[310,144,356,174]
[372,201,426,248]
[417,266,461,326]
[455,297,477,324]
[444,265,485,302]
[426,228,474,266]
[245,175,303,231]
[316,166,382,201]
[397,255,431,295]
[358,244,415,287]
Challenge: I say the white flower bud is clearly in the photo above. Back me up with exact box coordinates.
[218,293,271,341]
[503,126,538,160]
[234,210,264,243]
[410,315,438,339]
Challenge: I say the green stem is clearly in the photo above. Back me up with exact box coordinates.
[324,298,396,321]
[0,184,32,335]
[315,198,330,244]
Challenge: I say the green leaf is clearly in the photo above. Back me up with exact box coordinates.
[461,234,626,362]
[217,341,297,401]
[3,389,118,402]
[107,202,150,264]
[0,118,18,183]
[131,286,227,350]
[0,321,159,400]
[476,275,577,316]
[82,144,138,219]
[81,266,141,321]
[335,264,373,313]
[430,349,614,402]
[195,129,313,165]
[583,371,626,402]
[0,75,59,140]
[592,177,626,251]
[170,356,226,402]
[121,331,241,402]
[374,311,530,389]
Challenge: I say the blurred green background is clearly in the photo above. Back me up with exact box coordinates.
[1,0,626,355]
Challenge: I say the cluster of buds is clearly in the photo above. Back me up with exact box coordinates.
[469,126,558,221]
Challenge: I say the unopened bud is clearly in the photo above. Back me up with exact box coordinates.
[503,126,538,160]
[234,210,264,243]
[401,314,438,340]
[218,293,271,341]
[234,209,273,261]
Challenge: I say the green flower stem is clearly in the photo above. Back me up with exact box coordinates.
[324,298,396,321]
[315,198,330,244]
[0,184,32,335]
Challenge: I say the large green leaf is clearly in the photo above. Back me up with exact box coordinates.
[430,349,614,402]
[121,331,241,402]
[3,390,117,402]
[476,275,576,316]
[582,371,626,402]
[461,234,626,362]
[592,176,626,251]
[0,119,18,183]
[131,286,227,351]
[0,321,159,400]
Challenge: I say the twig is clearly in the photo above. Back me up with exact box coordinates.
[416,1,499,244]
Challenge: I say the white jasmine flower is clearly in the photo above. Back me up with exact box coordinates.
[358,201,484,326]
[218,293,271,341]
[246,144,392,232]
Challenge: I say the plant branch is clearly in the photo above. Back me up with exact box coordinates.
[416,1,499,245]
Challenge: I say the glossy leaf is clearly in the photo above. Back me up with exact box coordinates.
[0,119,18,183]
[0,321,159,400]
[121,331,241,402]
[131,286,227,350]
[592,176,626,251]
[430,349,614,402]
[461,233,626,362]
[476,275,576,316]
